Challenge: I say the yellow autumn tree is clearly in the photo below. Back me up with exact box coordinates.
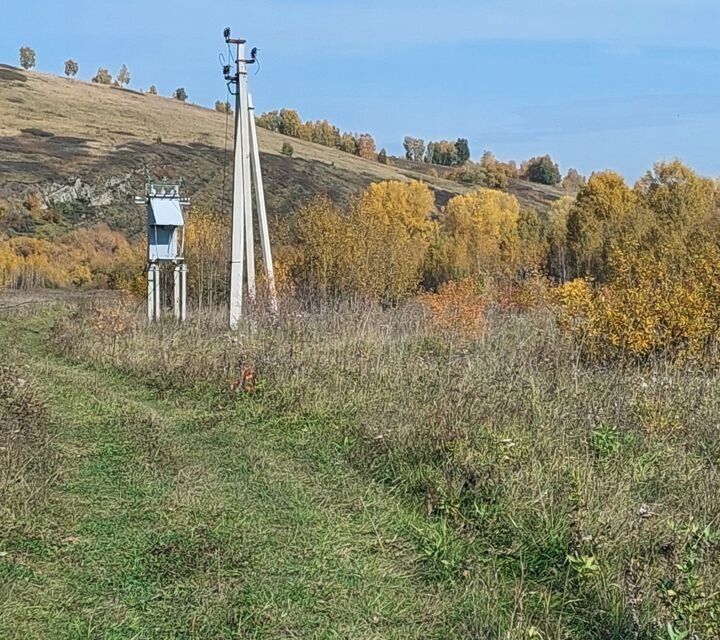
[517,207,548,272]
[357,180,435,237]
[566,171,647,282]
[635,160,718,258]
[555,245,720,362]
[0,236,20,288]
[547,196,574,281]
[184,205,230,309]
[294,197,348,299]
[346,207,428,301]
[294,181,435,303]
[1,237,61,289]
[59,224,144,288]
[0,225,145,291]
[440,188,520,279]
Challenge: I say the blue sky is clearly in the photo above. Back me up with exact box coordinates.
[3,0,720,180]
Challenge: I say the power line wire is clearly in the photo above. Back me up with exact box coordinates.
[221,84,231,213]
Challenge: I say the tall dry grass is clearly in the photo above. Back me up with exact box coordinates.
[52,297,720,638]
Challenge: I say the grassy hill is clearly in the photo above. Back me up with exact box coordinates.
[0,64,562,237]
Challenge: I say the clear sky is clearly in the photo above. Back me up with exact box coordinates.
[3,0,720,180]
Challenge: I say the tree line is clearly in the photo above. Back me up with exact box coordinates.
[405,135,566,187]
[255,109,378,160]
[403,137,470,166]
[17,46,188,102]
[4,158,720,359]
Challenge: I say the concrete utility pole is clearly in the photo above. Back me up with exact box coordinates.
[224,28,277,329]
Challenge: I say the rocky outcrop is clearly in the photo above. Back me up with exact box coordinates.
[42,173,139,207]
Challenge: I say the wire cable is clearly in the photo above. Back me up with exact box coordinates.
[221,84,231,214]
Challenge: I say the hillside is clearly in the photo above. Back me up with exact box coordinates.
[0,64,562,237]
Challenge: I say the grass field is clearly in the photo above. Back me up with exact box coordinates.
[2,293,720,639]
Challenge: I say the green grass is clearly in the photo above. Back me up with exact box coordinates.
[4,296,720,638]
[0,308,462,638]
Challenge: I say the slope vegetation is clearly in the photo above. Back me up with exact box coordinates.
[0,64,561,237]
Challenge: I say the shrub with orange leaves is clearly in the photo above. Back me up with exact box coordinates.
[554,246,720,361]
[419,278,485,338]
[0,224,145,291]
[230,364,256,394]
[493,272,553,312]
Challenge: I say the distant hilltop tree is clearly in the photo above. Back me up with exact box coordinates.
[523,155,562,186]
[117,64,130,88]
[339,133,358,155]
[425,139,470,167]
[148,85,158,95]
[378,148,389,164]
[214,100,233,115]
[562,168,586,194]
[356,134,377,161]
[455,138,471,165]
[403,137,425,162]
[91,68,112,85]
[257,109,301,137]
[19,47,36,70]
[173,87,188,102]
[425,141,456,166]
[64,59,78,78]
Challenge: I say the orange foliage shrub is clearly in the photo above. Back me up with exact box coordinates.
[419,278,485,338]
[554,246,720,361]
[493,272,553,312]
[0,224,144,291]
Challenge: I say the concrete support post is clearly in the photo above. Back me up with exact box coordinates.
[248,93,278,313]
[180,263,188,322]
[147,264,155,322]
[173,264,181,321]
[240,80,256,305]
[172,263,188,322]
[148,263,160,322]
[153,264,161,321]
[225,31,275,326]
